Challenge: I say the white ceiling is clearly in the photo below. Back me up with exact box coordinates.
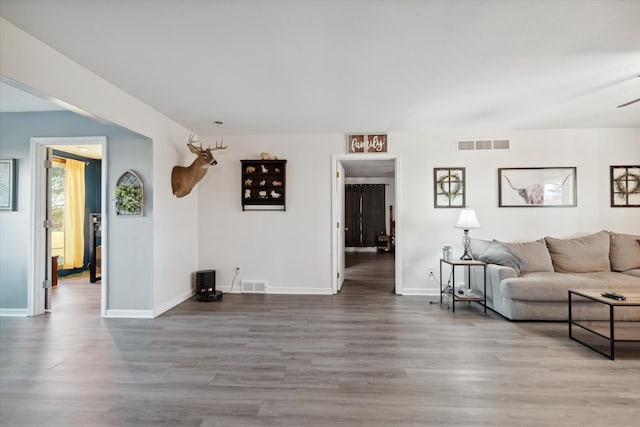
[1,0,639,135]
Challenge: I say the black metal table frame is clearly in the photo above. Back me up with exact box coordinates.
[439,259,487,313]
[568,290,640,360]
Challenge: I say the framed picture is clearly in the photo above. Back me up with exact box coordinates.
[499,167,576,207]
[434,167,465,208]
[0,158,16,211]
[610,165,640,207]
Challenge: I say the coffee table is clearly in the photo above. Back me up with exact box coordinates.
[568,289,640,360]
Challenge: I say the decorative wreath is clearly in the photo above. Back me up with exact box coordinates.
[438,173,463,199]
[114,184,143,213]
[614,172,640,199]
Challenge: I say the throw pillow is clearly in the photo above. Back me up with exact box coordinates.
[609,231,640,272]
[544,230,611,273]
[505,239,554,273]
[470,238,491,259]
[478,240,528,275]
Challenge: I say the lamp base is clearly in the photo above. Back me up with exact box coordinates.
[460,252,473,261]
[460,229,474,260]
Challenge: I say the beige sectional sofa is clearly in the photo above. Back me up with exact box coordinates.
[469,231,640,321]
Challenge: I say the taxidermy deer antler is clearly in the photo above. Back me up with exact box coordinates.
[171,134,227,198]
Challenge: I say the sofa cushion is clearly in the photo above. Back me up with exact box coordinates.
[478,240,527,275]
[570,271,640,288]
[624,269,640,278]
[500,272,602,301]
[609,232,640,272]
[544,231,611,273]
[504,240,554,273]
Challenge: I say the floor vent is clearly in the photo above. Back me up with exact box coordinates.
[457,139,510,151]
[241,280,267,293]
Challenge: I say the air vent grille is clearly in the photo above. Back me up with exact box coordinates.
[458,140,475,151]
[241,280,267,293]
[475,140,492,150]
[492,139,510,149]
[457,139,511,151]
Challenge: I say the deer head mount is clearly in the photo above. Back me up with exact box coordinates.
[171,134,227,198]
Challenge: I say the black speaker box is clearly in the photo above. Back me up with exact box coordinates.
[195,270,222,302]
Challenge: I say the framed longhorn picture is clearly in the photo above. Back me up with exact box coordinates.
[498,167,577,207]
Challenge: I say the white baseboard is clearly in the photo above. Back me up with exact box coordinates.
[216,284,333,295]
[345,247,377,252]
[104,309,154,319]
[0,308,29,317]
[153,289,194,317]
[217,286,241,293]
[267,286,333,295]
[400,288,440,297]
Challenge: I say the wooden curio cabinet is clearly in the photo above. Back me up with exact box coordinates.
[241,159,287,211]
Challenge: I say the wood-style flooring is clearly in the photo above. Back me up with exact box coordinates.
[1,256,639,427]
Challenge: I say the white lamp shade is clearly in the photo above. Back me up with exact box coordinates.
[455,208,480,229]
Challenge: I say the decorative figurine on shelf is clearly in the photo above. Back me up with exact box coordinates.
[259,180,266,186]
[275,167,281,173]
[244,178,253,186]
[259,190,267,198]
[246,166,256,173]
[270,190,281,199]
[261,165,268,173]
[261,152,279,160]
[244,189,251,199]
[272,180,282,186]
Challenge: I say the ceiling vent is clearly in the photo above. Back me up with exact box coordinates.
[457,139,510,151]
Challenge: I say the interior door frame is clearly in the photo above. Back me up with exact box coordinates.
[335,161,345,291]
[29,136,108,317]
[331,153,403,295]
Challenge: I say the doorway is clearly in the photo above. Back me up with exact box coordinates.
[345,184,386,248]
[331,154,403,295]
[29,137,107,317]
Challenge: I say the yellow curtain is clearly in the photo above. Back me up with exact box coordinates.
[63,159,85,269]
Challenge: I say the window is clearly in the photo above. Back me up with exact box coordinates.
[51,159,66,265]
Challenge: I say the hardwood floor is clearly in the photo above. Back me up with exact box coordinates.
[343,251,395,294]
[1,265,639,426]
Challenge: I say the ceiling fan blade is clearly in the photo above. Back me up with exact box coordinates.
[617,97,640,108]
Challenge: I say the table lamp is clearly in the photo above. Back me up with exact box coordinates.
[455,207,480,260]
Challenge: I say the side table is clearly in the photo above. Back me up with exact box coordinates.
[439,259,487,313]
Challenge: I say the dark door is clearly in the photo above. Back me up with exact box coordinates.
[345,184,385,247]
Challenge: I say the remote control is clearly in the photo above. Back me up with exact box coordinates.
[601,292,626,301]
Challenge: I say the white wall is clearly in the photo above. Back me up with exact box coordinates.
[199,129,639,296]
[197,134,343,294]
[0,18,197,316]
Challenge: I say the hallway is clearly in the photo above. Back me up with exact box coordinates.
[343,251,395,295]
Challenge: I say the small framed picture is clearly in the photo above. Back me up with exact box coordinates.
[610,165,640,207]
[434,167,465,208]
[0,158,16,211]
[499,167,576,207]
